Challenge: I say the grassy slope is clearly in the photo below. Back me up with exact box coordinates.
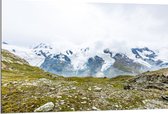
[142,68,168,76]
[1,49,168,113]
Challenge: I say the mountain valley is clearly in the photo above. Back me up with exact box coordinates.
[1,49,168,112]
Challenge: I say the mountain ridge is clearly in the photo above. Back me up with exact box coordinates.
[2,42,168,77]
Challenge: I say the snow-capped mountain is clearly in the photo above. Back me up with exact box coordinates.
[2,42,168,77]
[33,43,53,57]
[131,47,167,69]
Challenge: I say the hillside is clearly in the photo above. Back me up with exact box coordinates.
[124,68,168,90]
[1,49,168,113]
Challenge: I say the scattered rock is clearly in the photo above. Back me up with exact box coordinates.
[50,88,55,91]
[71,108,75,111]
[115,104,119,108]
[142,99,168,109]
[93,86,102,92]
[142,99,150,104]
[92,106,100,110]
[3,83,8,87]
[34,102,54,112]
[68,95,72,98]
[124,85,132,90]
[38,78,52,85]
[59,100,65,105]
[56,96,62,99]
[88,87,92,91]
[71,87,76,90]
[125,69,168,91]
[82,97,87,100]
[161,96,168,101]
[81,101,87,104]
[63,88,69,91]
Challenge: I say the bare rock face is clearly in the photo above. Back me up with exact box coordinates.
[34,102,54,112]
[124,68,168,90]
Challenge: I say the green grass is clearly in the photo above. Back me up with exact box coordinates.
[1,61,134,112]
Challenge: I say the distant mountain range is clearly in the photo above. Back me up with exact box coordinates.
[2,42,168,77]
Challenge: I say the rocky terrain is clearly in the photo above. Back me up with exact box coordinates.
[1,49,168,113]
[124,68,168,91]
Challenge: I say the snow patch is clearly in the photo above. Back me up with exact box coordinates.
[2,43,45,66]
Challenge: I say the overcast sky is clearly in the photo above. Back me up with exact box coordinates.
[2,0,168,50]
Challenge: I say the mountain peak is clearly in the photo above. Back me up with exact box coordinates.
[33,43,53,57]
[33,43,53,50]
[103,48,113,57]
[131,47,157,59]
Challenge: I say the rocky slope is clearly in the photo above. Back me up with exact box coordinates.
[124,68,168,91]
[1,49,168,113]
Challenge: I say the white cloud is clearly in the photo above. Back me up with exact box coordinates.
[2,0,168,51]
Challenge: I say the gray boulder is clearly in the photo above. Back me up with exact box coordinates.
[34,102,54,112]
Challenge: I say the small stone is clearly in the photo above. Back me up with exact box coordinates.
[161,96,168,101]
[68,95,72,98]
[34,102,54,112]
[13,81,18,84]
[71,87,76,90]
[56,96,62,99]
[115,104,119,108]
[81,101,87,104]
[59,100,65,105]
[3,83,8,87]
[93,86,102,92]
[63,88,69,91]
[101,96,105,98]
[50,88,55,91]
[92,106,99,110]
[142,100,148,104]
[71,108,75,111]
[88,87,92,91]
[82,97,87,100]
